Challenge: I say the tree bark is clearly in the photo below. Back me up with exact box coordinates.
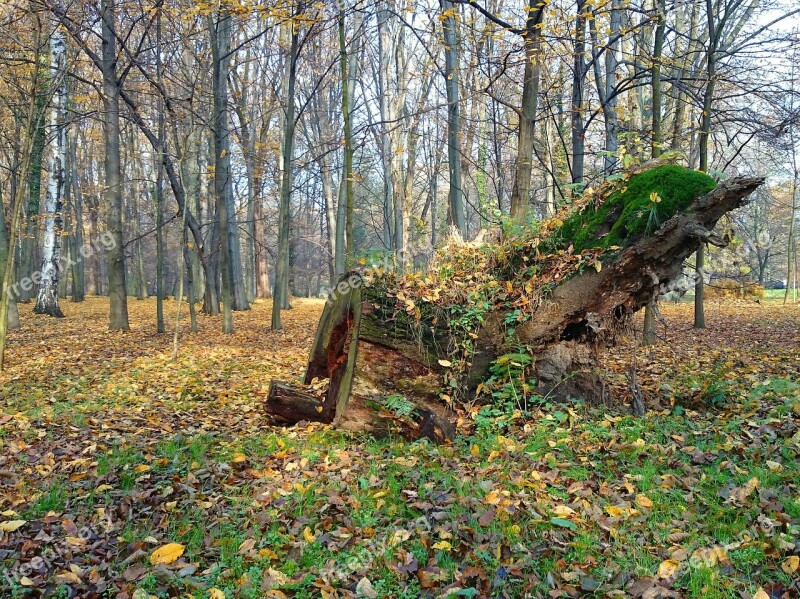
[1,16,44,368]
[335,1,359,277]
[570,1,587,186]
[440,0,466,235]
[101,0,129,331]
[272,18,299,330]
[34,25,67,317]
[68,136,85,302]
[509,0,545,222]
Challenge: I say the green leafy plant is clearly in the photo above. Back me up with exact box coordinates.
[382,393,415,417]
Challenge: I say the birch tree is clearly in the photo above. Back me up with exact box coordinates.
[33,22,67,316]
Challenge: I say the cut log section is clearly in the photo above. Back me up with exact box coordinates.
[266,172,764,440]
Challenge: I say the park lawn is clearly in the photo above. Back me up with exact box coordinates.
[0,297,799,598]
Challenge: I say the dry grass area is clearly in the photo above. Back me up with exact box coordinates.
[0,296,799,598]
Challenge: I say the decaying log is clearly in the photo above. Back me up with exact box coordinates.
[268,281,456,442]
[266,381,332,425]
[266,173,764,440]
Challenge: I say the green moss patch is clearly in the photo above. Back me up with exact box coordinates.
[556,165,717,252]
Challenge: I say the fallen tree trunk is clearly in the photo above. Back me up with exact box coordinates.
[266,167,763,440]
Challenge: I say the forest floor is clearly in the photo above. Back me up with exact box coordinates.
[0,296,799,599]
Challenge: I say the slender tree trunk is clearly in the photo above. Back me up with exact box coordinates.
[440,0,466,235]
[0,172,20,331]
[570,1,587,187]
[210,9,236,333]
[785,144,798,304]
[509,0,545,222]
[651,0,665,159]
[670,2,697,151]
[1,18,43,368]
[272,20,299,330]
[154,10,166,330]
[34,25,67,317]
[695,0,717,329]
[69,137,85,302]
[254,176,270,297]
[335,0,358,276]
[643,0,666,346]
[602,0,621,173]
[19,84,48,304]
[376,2,396,248]
[101,0,129,331]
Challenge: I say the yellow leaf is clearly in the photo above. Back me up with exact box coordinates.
[438,359,452,368]
[149,542,185,565]
[432,540,452,551]
[782,555,800,574]
[134,464,150,473]
[303,527,316,543]
[552,505,575,517]
[753,589,770,599]
[593,261,602,272]
[232,452,247,463]
[208,590,225,599]
[55,571,82,585]
[657,558,680,578]
[20,576,34,587]
[0,520,26,532]
[605,505,625,518]
[635,494,653,509]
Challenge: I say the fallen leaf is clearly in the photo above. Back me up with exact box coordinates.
[356,577,378,598]
[0,520,26,532]
[149,543,185,565]
[657,559,680,579]
[303,527,316,543]
[782,555,799,574]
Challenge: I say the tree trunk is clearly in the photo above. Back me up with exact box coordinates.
[266,171,763,439]
[210,8,249,330]
[509,0,545,222]
[0,169,20,331]
[272,19,299,331]
[18,87,48,304]
[68,136,85,302]
[34,25,67,318]
[694,0,717,330]
[102,0,129,331]
[643,0,666,345]
[570,1,587,187]
[440,0,466,235]
[335,0,359,277]
[1,17,44,368]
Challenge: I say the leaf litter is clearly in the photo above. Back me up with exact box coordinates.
[0,297,798,598]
